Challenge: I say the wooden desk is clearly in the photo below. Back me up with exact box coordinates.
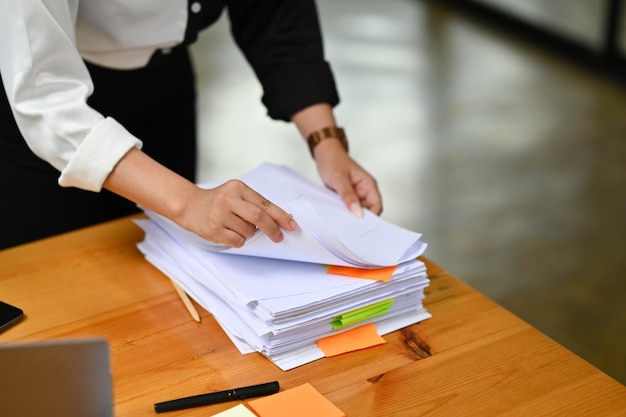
[1,217,625,416]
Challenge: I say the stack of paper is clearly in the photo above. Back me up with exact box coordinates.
[136,164,430,370]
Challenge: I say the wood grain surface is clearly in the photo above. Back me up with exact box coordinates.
[1,216,624,416]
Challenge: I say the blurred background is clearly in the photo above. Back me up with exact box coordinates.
[190,0,626,384]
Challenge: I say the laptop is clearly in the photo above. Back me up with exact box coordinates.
[0,338,113,417]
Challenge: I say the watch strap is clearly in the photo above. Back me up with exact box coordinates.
[307,126,349,157]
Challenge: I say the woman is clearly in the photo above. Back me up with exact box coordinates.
[0,0,382,250]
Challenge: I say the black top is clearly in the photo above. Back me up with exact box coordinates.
[185,0,340,121]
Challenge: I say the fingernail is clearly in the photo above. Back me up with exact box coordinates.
[289,219,298,230]
[350,203,364,219]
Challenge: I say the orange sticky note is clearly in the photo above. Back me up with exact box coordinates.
[316,323,386,357]
[211,404,257,416]
[247,383,344,417]
[326,264,397,282]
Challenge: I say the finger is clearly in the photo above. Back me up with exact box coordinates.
[262,199,298,231]
[329,175,364,218]
[238,189,297,243]
[354,179,383,215]
[360,192,382,215]
[252,200,298,243]
[202,213,255,248]
[217,228,247,248]
[224,214,258,240]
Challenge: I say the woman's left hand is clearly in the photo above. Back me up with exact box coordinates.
[312,138,382,217]
[290,103,383,217]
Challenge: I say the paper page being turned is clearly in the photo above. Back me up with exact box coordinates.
[143,164,426,267]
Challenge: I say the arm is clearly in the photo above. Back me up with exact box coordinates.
[0,0,295,246]
[227,0,382,215]
[0,0,139,191]
[291,103,382,216]
[103,148,296,247]
[227,0,339,121]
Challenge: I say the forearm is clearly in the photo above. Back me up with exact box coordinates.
[102,147,297,246]
[291,103,382,216]
[102,147,197,225]
[291,103,346,159]
[291,102,335,137]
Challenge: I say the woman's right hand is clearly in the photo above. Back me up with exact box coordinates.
[104,148,296,248]
[178,180,297,248]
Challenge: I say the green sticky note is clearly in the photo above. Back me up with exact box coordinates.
[330,299,394,329]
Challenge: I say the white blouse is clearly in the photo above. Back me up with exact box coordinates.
[0,0,193,191]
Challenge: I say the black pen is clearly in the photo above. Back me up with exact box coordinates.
[154,381,280,413]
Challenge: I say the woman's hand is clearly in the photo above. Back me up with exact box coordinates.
[313,138,382,217]
[290,103,383,218]
[178,180,297,248]
[103,148,296,248]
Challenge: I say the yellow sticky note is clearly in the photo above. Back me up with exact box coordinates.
[247,383,344,417]
[316,323,386,357]
[327,264,397,282]
[211,404,257,416]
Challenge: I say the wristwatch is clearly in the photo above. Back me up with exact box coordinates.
[307,126,349,158]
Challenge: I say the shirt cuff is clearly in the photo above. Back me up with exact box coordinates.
[261,61,340,121]
[58,117,143,191]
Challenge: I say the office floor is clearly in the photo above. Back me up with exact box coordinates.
[190,1,626,384]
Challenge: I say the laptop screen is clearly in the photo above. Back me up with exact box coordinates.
[0,338,113,417]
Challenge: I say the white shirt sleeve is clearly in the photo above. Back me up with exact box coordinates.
[0,0,145,191]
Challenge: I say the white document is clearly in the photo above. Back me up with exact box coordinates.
[136,219,431,370]
[135,163,432,370]
[143,163,427,267]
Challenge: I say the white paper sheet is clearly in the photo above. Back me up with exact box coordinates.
[135,163,432,370]
[143,163,427,267]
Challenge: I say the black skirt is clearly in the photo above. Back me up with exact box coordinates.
[0,47,197,249]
